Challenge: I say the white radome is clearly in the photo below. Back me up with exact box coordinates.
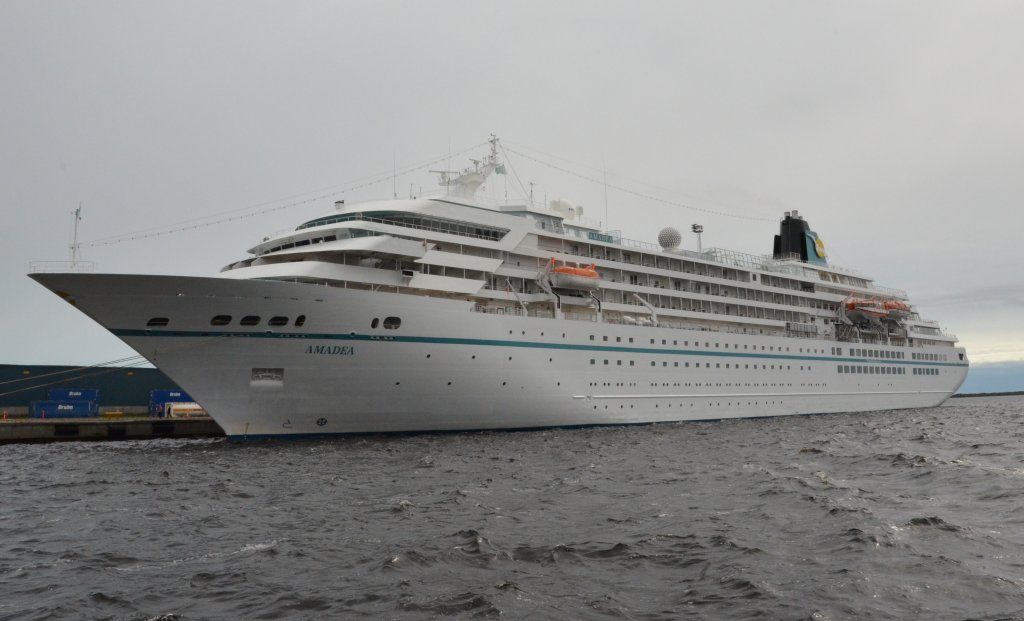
[658,227,682,250]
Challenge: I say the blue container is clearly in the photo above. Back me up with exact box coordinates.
[149,389,192,417]
[30,400,99,419]
[47,388,100,401]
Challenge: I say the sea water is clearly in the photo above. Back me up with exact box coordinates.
[2,396,1022,619]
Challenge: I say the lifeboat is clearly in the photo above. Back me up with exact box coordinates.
[882,299,912,317]
[845,298,889,322]
[549,259,600,291]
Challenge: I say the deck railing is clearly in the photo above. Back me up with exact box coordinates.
[28,261,96,274]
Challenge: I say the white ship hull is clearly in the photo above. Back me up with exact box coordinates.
[31,273,969,439]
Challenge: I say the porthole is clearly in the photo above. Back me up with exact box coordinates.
[383,317,401,329]
[295,315,306,327]
[240,315,261,326]
[371,318,380,329]
[146,317,169,327]
[211,315,232,326]
[269,316,289,326]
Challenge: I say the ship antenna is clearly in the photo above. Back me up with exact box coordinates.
[70,203,82,268]
[602,154,609,232]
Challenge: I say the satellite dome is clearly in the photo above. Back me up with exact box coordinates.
[658,227,681,250]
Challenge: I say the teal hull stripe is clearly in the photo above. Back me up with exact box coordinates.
[111,328,968,368]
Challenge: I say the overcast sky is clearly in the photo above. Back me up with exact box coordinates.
[2,1,1022,366]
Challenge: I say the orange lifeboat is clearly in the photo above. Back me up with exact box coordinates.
[845,297,888,322]
[882,299,911,316]
[549,259,600,290]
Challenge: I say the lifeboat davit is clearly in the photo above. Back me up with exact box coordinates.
[549,260,600,291]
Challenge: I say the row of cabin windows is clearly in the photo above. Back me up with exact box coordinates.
[589,359,811,371]
[144,315,308,327]
[912,352,946,361]
[850,347,905,359]
[295,211,509,241]
[264,234,339,253]
[913,368,940,375]
[586,334,823,354]
[370,317,402,330]
[211,315,306,327]
[837,365,905,375]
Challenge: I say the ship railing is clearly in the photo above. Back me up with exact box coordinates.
[762,255,867,278]
[28,261,96,274]
[471,302,848,340]
[866,284,909,298]
[471,305,554,319]
[563,311,599,322]
[260,228,294,242]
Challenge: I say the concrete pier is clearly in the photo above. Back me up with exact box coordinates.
[0,416,224,443]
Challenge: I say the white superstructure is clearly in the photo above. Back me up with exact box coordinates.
[31,138,968,438]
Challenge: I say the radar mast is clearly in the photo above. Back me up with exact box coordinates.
[430,135,504,198]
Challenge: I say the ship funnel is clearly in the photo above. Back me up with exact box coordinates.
[772,212,827,265]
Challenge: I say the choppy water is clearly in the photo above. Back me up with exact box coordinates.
[2,396,1023,620]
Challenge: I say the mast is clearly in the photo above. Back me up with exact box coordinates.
[429,135,504,198]
[70,204,82,268]
[603,155,609,232]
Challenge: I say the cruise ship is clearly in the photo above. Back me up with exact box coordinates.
[31,138,968,438]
